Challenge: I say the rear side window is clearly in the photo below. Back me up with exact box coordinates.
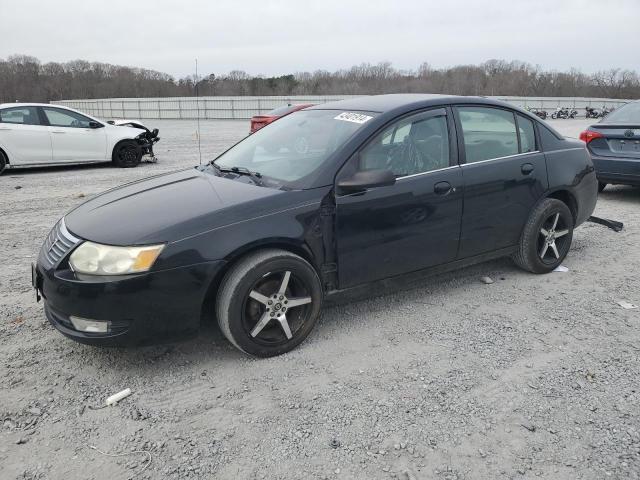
[456,107,518,162]
[0,106,40,125]
[516,114,536,152]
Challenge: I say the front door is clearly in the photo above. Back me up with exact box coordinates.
[0,106,52,164]
[453,106,548,257]
[41,107,107,162]
[336,108,463,288]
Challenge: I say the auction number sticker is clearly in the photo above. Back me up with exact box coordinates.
[334,112,373,124]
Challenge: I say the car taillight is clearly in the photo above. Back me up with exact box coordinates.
[579,130,603,143]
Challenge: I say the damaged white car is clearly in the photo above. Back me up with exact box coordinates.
[0,103,159,173]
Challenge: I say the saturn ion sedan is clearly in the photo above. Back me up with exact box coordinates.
[33,95,598,357]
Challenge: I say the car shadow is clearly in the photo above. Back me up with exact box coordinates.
[599,184,640,204]
[72,256,519,370]
[4,160,157,176]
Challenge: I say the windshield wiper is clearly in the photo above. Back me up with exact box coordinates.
[212,163,264,186]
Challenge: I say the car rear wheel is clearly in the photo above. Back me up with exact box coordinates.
[0,151,7,175]
[512,198,574,274]
[112,140,142,168]
[598,182,607,193]
[216,249,322,357]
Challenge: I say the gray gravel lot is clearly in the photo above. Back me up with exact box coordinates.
[1,118,639,480]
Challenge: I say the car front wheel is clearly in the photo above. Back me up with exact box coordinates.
[216,249,323,357]
[513,198,574,274]
[112,140,142,168]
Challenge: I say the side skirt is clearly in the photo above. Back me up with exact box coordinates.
[326,246,517,304]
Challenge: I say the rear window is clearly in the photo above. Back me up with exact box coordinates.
[266,105,296,116]
[602,102,640,124]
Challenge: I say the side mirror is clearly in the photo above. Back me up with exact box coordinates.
[89,121,103,129]
[337,169,396,194]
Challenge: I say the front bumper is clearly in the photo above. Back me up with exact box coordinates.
[34,260,225,346]
[592,155,640,186]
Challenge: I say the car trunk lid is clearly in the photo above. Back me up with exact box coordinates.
[588,124,640,159]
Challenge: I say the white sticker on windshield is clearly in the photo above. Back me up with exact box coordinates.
[334,112,373,124]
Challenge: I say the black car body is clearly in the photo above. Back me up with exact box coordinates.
[580,100,640,190]
[34,94,598,356]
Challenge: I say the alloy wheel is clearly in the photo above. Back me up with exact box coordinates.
[243,270,312,344]
[119,145,138,164]
[538,212,571,263]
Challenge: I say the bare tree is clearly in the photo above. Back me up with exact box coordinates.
[1,55,638,103]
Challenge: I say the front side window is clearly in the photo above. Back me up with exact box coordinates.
[457,107,519,163]
[43,108,92,128]
[0,106,40,125]
[359,110,450,177]
[213,109,377,185]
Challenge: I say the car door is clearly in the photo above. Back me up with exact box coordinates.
[0,106,52,164]
[335,108,463,288]
[41,107,107,162]
[453,105,548,258]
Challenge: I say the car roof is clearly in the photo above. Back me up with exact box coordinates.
[0,102,52,108]
[308,93,523,113]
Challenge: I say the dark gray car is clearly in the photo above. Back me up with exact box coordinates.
[580,100,640,191]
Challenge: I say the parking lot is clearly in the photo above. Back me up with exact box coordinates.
[1,119,639,479]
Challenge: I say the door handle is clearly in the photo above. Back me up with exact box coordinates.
[521,163,534,175]
[51,130,66,134]
[0,127,11,130]
[434,181,452,195]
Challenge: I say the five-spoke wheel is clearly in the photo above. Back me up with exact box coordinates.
[216,249,322,357]
[538,212,571,264]
[513,198,574,273]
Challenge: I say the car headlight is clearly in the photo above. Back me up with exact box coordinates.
[69,241,164,275]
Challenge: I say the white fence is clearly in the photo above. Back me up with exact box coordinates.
[52,95,633,120]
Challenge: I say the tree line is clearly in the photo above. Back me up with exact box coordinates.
[1,54,638,103]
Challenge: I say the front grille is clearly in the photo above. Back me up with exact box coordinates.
[39,219,80,269]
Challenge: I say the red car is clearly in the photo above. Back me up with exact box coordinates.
[249,103,314,133]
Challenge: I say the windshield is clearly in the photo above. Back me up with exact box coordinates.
[213,109,377,186]
[602,102,639,124]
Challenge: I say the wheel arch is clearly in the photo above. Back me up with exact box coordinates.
[111,138,137,160]
[0,145,9,164]
[199,238,319,324]
[544,188,578,223]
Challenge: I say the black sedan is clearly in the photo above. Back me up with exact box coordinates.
[33,95,598,357]
[579,100,640,191]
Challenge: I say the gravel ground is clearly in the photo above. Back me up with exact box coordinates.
[1,118,639,480]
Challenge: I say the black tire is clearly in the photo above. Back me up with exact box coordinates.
[551,113,557,119]
[598,182,607,193]
[0,150,7,175]
[112,140,142,168]
[512,198,574,274]
[216,249,323,357]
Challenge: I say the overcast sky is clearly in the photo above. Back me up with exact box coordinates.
[1,0,638,78]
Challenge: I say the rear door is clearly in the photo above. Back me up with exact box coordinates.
[454,106,548,257]
[41,107,107,162]
[335,108,463,288]
[0,106,52,164]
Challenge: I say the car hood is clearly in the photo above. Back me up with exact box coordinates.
[64,167,289,245]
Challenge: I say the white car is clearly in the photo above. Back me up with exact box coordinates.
[0,103,153,173]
